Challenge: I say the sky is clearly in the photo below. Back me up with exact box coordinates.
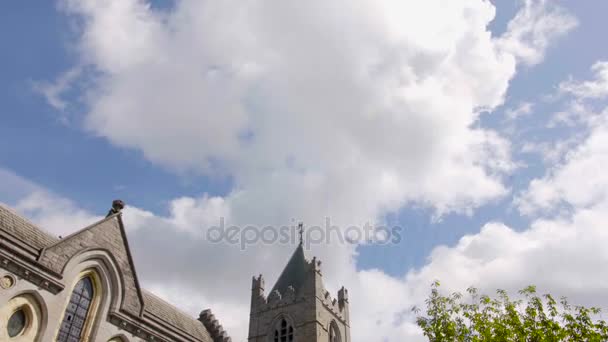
[1,0,608,340]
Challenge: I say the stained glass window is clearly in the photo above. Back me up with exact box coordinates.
[273,318,294,342]
[57,276,95,342]
[7,308,27,337]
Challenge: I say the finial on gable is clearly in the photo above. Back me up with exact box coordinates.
[106,199,125,217]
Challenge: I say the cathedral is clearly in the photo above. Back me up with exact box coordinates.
[0,201,350,341]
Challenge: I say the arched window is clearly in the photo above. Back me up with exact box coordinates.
[329,321,341,342]
[57,275,96,342]
[273,318,294,342]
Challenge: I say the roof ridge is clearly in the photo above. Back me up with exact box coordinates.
[43,212,117,248]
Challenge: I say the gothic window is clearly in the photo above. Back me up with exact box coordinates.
[57,276,95,342]
[273,318,294,342]
[329,321,341,342]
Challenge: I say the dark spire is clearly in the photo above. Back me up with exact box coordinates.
[270,243,309,295]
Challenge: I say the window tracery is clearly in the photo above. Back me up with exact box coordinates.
[57,276,96,342]
[273,318,294,342]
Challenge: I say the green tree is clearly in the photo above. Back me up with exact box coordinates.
[413,281,608,342]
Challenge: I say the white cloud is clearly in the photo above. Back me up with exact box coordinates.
[497,0,577,66]
[8,87,608,340]
[505,101,534,121]
[13,191,104,237]
[48,0,563,225]
[165,195,231,233]
[520,135,582,164]
[559,61,608,99]
[403,207,608,311]
[21,0,584,340]
[403,109,608,316]
[548,101,593,127]
[32,67,82,124]
[517,60,608,215]
[0,168,41,203]
[14,178,608,341]
[516,108,608,216]
[395,77,608,339]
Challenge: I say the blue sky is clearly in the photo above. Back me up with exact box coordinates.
[0,0,603,271]
[1,1,230,210]
[2,1,608,340]
[359,1,608,276]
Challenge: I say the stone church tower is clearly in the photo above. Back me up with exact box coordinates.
[247,239,350,342]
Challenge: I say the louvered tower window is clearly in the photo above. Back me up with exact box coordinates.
[273,318,294,342]
[57,276,95,342]
[329,321,341,342]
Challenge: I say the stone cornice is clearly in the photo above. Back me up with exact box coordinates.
[0,247,64,294]
[108,311,172,342]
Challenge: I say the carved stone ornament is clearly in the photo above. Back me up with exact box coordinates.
[0,274,15,289]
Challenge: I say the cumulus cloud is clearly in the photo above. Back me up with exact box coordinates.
[403,208,608,311]
[12,146,608,341]
[403,107,608,332]
[505,102,534,121]
[388,64,608,339]
[21,0,584,340]
[559,61,608,99]
[497,0,577,66]
[516,107,608,215]
[48,0,547,225]
[9,82,608,340]
[0,169,101,237]
[517,61,608,215]
[520,135,582,164]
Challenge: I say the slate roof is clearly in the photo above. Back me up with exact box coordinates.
[0,203,217,342]
[142,290,213,341]
[0,204,58,250]
[270,243,310,295]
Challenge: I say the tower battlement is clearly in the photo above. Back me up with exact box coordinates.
[319,288,349,323]
[199,309,231,342]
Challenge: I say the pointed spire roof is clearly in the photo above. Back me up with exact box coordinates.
[270,243,310,295]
